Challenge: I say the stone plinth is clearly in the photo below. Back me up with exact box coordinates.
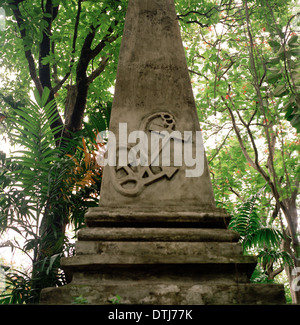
[40,209,286,305]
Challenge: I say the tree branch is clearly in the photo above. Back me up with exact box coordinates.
[185,20,209,28]
[72,0,82,56]
[87,57,109,85]
[229,187,244,202]
[52,0,82,93]
[67,20,119,132]
[219,60,235,80]
[235,108,261,168]
[90,25,119,61]
[177,6,220,22]
[11,1,43,97]
[208,127,233,164]
[188,69,209,81]
[39,0,54,90]
[268,265,284,280]
[223,97,257,170]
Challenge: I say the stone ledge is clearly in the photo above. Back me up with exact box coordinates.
[85,207,231,228]
[70,263,253,284]
[75,241,244,258]
[78,227,240,242]
[61,253,257,270]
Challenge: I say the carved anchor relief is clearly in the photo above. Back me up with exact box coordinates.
[111,112,185,197]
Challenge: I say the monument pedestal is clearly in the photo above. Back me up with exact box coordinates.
[40,207,285,305]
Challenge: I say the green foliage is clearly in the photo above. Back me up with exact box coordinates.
[0,88,102,303]
[109,294,122,304]
[228,190,294,287]
[250,266,275,284]
[181,4,298,296]
[229,192,284,253]
[266,32,300,132]
[0,270,31,304]
[257,249,294,268]
[0,0,298,303]
[0,89,67,302]
[1,88,62,235]
[0,0,120,303]
[72,294,88,305]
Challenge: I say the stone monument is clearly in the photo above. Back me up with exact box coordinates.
[40,0,285,304]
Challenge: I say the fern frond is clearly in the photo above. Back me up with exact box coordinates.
[229,190,284,253]
[229,193,261,237]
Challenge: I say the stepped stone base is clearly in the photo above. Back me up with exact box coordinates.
[40,207,286,305]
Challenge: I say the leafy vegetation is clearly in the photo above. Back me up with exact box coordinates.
[0,0,299,304]
[229,191,294,284]
[179,0,299,303]
[0,87,103,302]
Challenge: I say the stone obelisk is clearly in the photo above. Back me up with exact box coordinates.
[98,0,215,210]
[40,0,285,304]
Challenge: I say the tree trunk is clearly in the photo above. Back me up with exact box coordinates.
[285,261,300,304]
[282,202,300,304]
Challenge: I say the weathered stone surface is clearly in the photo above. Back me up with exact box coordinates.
[61,252,256,269]
[40,206,286,304]
[85,207,231,228]
[40,283,286,305]
[98,0,216,209]
[74,241,244,259]
[78,227,240,242]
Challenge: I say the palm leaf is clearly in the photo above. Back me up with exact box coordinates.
[3,87,67,220]
[258,250,294,268]
[243,227,284,251]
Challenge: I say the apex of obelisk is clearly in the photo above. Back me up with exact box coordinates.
[98,0,216,209]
